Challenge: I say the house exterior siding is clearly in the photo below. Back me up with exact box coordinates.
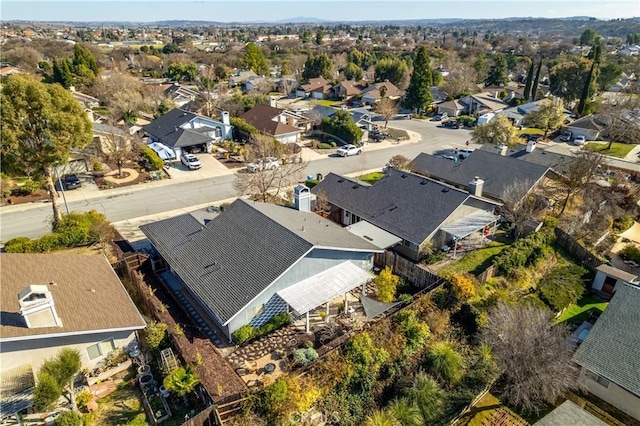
[226,249,373,336]
[578,368,640,420]
[1,329,138,373]
[275,132,300,144]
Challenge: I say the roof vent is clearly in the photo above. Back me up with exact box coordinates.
[401,174,408,178]
[442,188,449,193]
[338,178,345,183]
[352,185,359,189]
[420,180,428,185]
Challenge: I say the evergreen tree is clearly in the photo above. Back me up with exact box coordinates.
[523,58,535,101]
[403,46,434,112]
[485,53,508,87]
[242,42,269,76]
[343,62,364,81]
[302,54,333,80]
[531,58,543,101]
[578,42,602,116]
[72,44,99,75]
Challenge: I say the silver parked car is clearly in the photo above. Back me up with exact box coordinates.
[246,157,280,172]
[336,144,363,157]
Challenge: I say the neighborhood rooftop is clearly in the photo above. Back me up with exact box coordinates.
[142,108,213,148]
[140,199,380,324]
[240,104,301,136]
[409,150,550,200]
[0,254,146,341]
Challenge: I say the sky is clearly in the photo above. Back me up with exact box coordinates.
[2,0,639,23]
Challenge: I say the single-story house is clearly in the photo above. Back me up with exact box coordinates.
[69,87,99,109]
[429,86,449,105]
[140,192,382,341]
[331,80,365,99]
[605,72,636,93]
[437,99,467,117]
[533,400,607,426]
[572,282,640,420]
[240,103,304,143]
[592,264,638,295]
[296,77,332,99]
[0,254,146,420]
[459,92,509,116]
[228,69,259,87]
[477,143,572,178]
[143,108,233,159]
[617,45,640,57]
[312,169,501,261]
[92,122,132,156]
[409,149,551,203]
[566,115,605,141]
[361,81,404,104]
[500,99,572,127]
[163,83,198,107]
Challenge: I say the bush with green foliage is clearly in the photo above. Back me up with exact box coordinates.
[75,389,93,412]
[427,342,465,386]
[317,143,333,149]
[145,321,168,352]
[92,162,103,172]
[17,178,41,195]
[395,310,431,354]
[613,215,634,233]
[538,265,587,311]
[375,266,400,303]
[619,244,640,264]
[455,115,477,127]
[53,411,82,426]
[4,210,111,253]
[304,179,319,188]
[33,371,61,411]
[140,145,164,170]
[232,312,291,344]
[492,225,556,276]
[321,110,364,145]
[230,116,259,140]
[293,348,319,366]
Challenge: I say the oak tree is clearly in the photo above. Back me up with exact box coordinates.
[471,114,518,147]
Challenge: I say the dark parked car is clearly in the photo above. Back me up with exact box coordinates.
[63,174,81,190]
[442,120,461,129]
[370,130,388,141]
[560,131,573,142]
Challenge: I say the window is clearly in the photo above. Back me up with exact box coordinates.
[585,369,611,388]
[86,339,116,360]
[247,304,265,321]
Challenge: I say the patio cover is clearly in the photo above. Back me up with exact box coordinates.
[360,294,401,319]
[148,142,176,160]
[346,221,402,249]
[277,261,373,316]
[0,364,34,420]
[440,209,500,240]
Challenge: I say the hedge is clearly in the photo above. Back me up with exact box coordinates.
[140,145,164,171]
[4,210,110,253]
[231,312,291,345]
[230,117,258,140]
[492,224,556,276]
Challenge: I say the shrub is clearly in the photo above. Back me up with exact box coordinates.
[293,348,319,366]
[317,143,333,149]
[18,178,41,195]
[428,342,465,386]
[53,411,82,426]
[450,274,476,300]
[232,325,256,344]
[92,162,103,171]
[330,141,337,148]
[33,371,61,411]
[304,179,319,188]
[230,116,258,139]
[493,226,556,276]
[375,266,399,303]
[613,215,634,233]
[75,389,93,412]
[140,145,164,171]
[145,321,168,352]
[256,312,290,335]
[538,265,587,311]
[395,310,430,353]
[619,244,640,263]
[456,115,477,127]
[321,110,364,145]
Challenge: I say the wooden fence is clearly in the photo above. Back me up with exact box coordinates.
[475,265,496,285]
[374,250,447,290]
[554,228,603,271]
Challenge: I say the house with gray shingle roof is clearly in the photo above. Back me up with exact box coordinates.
[143,108,233,159]
[312,169,500,261]
[572,282,640,421]
[0,254,146,420]
[140,195,382,341]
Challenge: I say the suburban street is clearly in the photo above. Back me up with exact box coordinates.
[0,118,476,243]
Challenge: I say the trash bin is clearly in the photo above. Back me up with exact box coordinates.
[316,173,323,181]
[306,175,313,181]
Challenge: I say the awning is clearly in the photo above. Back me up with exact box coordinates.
[619,222,640,244]
[346,221,402,249]
[147,142,176,160]
[277,261,373,315]
[360,294,401,319]
[440,210,500,240]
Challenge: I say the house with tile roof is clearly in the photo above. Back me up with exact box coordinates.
[143,108,233,159]
[312,169,500,261]
[0,254,146,419]
[572,282,640,420]
[240,104,303,143]
[140,194,382,341]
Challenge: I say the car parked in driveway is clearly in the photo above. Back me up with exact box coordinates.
[181,153,202,170]
[573,135,587,146]
[336,144,363,157]
[442,120,460,129]
[433,112,448,121]
[63,174,81,190]
[560,131,573,142]
[246,157,280,172]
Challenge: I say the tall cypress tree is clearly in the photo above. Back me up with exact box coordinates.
[577,42,601,116]
[404,45,434,113]
[531,59,543,102]
[523,59,535,101]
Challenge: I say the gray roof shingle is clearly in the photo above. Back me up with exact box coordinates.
[410,150,550,201]
[140,199,379,324]
[572,283,640,396]
[312,169,477,244]
[143,108,214,148]
[477,143,572,176]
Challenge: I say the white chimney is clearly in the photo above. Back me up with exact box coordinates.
[493,91,499,99]
[469,177,485,197]
[497,144,508,156]
[221,111,230,126]
[526,140,536,153]
[18,285,62,328]
[269,96,277,108]
[294,184,311,212]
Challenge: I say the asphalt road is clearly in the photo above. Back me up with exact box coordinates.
[0,119,472,243]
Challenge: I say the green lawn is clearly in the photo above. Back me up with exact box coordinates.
[315,99,341,107]
[357,172,385,185]
[584,142,636,159]
[439,234,512,276]
[556,296,608,324]
[516,127,545,136]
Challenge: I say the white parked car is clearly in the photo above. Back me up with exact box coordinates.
[246,157,280,173]
[337,144,363,157]
[454,148,475,160]
[181,153,202,170]
[573,135,587,146]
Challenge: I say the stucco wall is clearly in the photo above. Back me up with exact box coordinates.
[579,368,640,420]
[1,330,138,373]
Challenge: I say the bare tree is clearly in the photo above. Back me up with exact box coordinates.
[598,95,640,147]
[481,303,580,412]
[498,179,547,239]
[553,151,607,216]
[388,155,411,170]
[234,134,308,203]
[375,98,399,129]
[315,189,330,213]
[97,124,139,177]
[195,65,220,118]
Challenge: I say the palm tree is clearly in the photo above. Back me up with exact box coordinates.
[163,365,200,405]
[407,372,444,423]
[387,398,422,426]
[363,409,400,426]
